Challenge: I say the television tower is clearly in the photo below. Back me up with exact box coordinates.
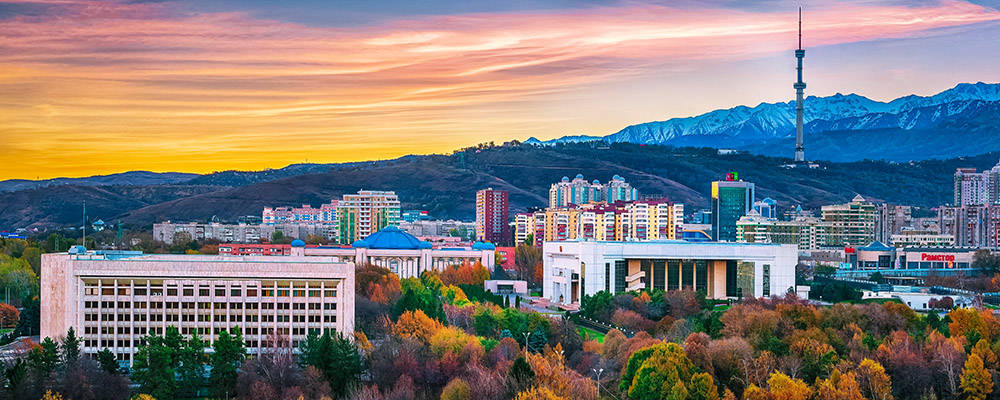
[793,7,806,162]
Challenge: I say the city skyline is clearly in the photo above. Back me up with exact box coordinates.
[3,0,1000,179]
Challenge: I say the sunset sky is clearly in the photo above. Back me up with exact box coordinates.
[2,0,1000,180]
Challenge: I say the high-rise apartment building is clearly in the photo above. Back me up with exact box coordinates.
[954,161,1000,206]
[606,175,638,203]
[820,195,877,246]
[525,200,683,244]
[41,246,354,365]
[616,201,684,241]
[514,211,546,246]
[938,204,1000,247]
[337,190,401,244]
[263,191,399,245]
[875,204,912,244]
[475,188,510,245]
[711,173,754,242]
[737,212,835,250]
[548,174,637,208]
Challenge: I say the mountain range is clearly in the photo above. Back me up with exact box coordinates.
[0,171,197,193]
[4,143,1000,231]
[527,82,1000,161]
[5,82,1000,231]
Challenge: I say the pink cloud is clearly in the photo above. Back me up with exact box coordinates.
[0,0,998,178]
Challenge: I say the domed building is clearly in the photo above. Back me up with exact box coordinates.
[306,225,495,279]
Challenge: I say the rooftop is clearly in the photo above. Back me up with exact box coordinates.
[353,225,433,250]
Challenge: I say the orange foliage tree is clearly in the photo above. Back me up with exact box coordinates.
[526,344,598,400]
[814,369,865,400]
[392,310,443,342]
[356,263,401,304]
[948,307,1000,343]
[439,261,490,286]
[0,303,19,328]
[744,372,812,400]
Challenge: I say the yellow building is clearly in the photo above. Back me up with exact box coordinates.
[537,201,683,244]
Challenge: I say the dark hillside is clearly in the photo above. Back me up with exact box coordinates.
[5,143,993,229]
[119,143,975,224]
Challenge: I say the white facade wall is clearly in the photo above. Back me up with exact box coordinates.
[542,240,797,305]
[41,252,354,365]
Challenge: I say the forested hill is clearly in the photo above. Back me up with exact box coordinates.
[4,143,995,229]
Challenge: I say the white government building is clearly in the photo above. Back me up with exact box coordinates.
[41,246,354,365]
[543,240,798,305]
[304,226,495,279]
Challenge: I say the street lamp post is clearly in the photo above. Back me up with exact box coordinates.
[593,368,605,397]
[522,331,532,357]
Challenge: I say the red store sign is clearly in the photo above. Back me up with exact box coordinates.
[921,253,955,262]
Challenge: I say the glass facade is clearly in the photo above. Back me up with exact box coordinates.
[681,260,694,290]
[653,260,666,290]
[605,262,611,292]
[667,260,680,291]
[725,260,737,297]
[737,261,755,299]
[762,264,770,297]
[696,260,708,292]
[614,260,627,293]
[712,182,754,242]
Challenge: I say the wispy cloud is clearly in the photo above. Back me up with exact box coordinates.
[1,0,998,178]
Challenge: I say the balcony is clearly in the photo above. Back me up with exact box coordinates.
[626,271,645,283]
[626,281,645,292]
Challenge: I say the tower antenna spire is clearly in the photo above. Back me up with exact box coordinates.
[793,6,807,163]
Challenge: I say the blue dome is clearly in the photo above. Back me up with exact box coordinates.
[561,176,569,182]
[575,173,584,179]
[472,241,496,250]
[592,179,600,184]
[290,239,306,247]
[357,225,432,250]
[352,240,370,248]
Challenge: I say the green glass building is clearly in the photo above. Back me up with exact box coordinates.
[711,177,754,242]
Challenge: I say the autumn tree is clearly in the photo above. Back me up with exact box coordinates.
[755,372,811,400]
[927,330,967,398]
[357,263,402,304]
[961,353,993,400]
[814,369,865,400]
[394,309,444,342]
[441,378,471,400]
[525,345,597,400]
[514,244,541,285]
[948,307,1000,344]
[440,261,490,286]
[514,386,563,400]
[0,302,18,328]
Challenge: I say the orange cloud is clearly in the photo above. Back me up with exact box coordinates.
[0,0,998,179]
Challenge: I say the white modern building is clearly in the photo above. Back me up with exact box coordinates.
[542,240,797,305]
[305,226,495,279]
[41,245,354,365]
